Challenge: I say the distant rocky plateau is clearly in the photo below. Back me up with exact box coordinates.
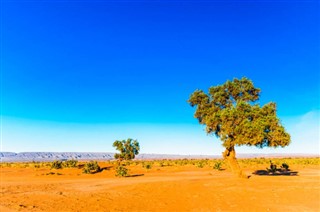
[0,152,115,162]
[0,152,318,162]
[0,152,217,162]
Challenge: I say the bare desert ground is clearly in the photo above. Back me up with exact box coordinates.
[1,160,319,211]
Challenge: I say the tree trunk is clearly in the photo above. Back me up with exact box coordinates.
[223,146,248,178]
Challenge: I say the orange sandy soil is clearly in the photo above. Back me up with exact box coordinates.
[1,162,319,211]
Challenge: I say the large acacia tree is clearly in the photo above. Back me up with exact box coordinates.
[188,77,290,177]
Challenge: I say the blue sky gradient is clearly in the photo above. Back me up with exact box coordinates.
[1,0,319,154]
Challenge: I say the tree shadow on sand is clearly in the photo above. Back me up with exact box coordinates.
[125,174,145,178]
[90,166,112,174]
[77,164,85,169]
[252,169,298,176]
[101,166,113,171]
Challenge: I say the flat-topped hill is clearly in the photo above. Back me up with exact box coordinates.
[1,152,318,162]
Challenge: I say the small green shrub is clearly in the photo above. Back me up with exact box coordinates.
[281,163,289,170]
[64,159,78,168]
[115,165,129,177]
[33,163,41,168]
[144,164,152,169]
[213,161,222,170]
[267,161,277,174]
[82,161,101,174]
[51,160,63,169]
[196,161,204,168]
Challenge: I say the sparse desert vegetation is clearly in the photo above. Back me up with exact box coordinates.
[1,157,319,170]
[1,157,319,211]
[0,139,319,211]
[82,161,101,174]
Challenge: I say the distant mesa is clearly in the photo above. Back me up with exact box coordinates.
[0,152,318,162]
[0,152,215,162]
[0,152,115,162]
[0,152,18,158]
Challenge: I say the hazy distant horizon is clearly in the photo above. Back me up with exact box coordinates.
[1,151,319,163]
[2,151,319,156]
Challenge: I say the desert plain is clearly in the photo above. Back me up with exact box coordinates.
[1,158,319,212]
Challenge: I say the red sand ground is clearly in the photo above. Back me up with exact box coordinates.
[1,162,319,211]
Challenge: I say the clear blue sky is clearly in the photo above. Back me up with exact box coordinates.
[1,0,319,155]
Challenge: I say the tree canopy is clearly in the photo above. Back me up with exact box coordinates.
[113,138,140,161]
[188,77,290,150]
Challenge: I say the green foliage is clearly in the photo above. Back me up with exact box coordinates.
[188,77,291,150]
[82,161,101,174]
[144,163,152,169]
[213,161,223,170]
[50,159,79,169]
[177,159,189,166]
[31,161,41,168]
[196,161,205,168]
[51,160,63,169]
[115,165,129,177]
[113,138,140,161]
[113,138,140,176]
[159,160,172,167]
[64,159,78,168]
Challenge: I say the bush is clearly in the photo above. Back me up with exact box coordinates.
[196,161,204,168]
[82,161,101,174]
[64,159,78,168]
[213,161,222,170]
[144,163,152,169]
[267,161,277,174]
[281,163,289,170]
[32,161,41,168]
[51,160,63,169]
[115,165,129,177]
